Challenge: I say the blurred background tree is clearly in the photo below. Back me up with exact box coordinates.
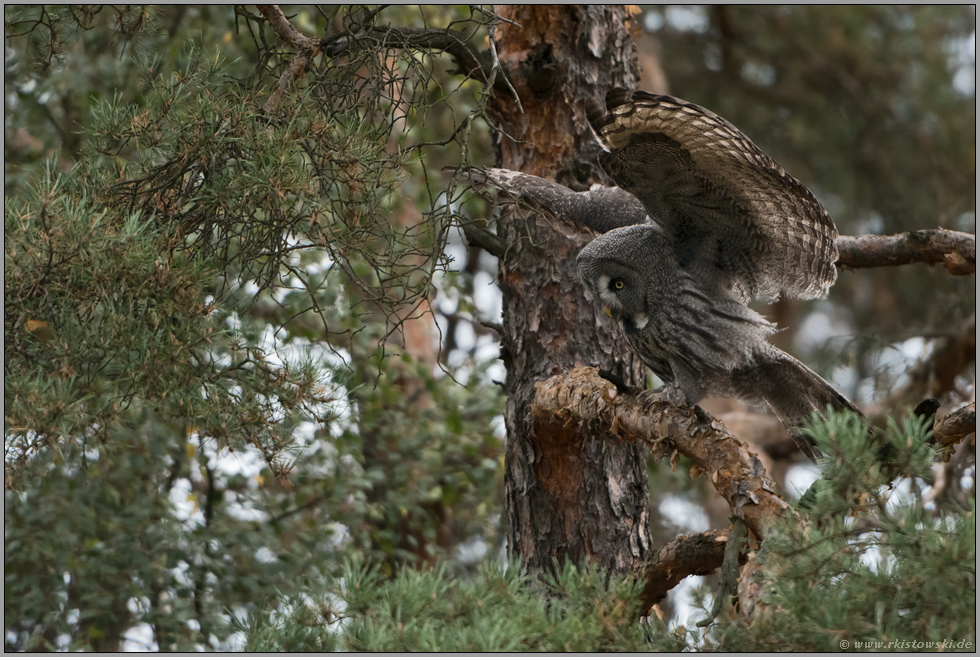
[4,4,974,651]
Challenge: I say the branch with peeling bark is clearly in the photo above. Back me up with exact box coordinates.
[639,528,729,611]
[532,367,792,539]
[535,367,975,609]
[837,229,975,275]
[933,402,976,452]
[532,368,792,614]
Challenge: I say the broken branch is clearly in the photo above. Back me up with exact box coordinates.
[638,528,729,612]
[933,402,976,451]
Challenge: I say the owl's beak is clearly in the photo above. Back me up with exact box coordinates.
[603,306,612,318]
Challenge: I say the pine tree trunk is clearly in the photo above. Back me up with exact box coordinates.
[490,6,652,573]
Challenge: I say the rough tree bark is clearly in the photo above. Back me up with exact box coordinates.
[488,6,652,573]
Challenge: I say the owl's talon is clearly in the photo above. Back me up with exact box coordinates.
[649,385,688,408]
[666,389,689,408]
[693,405,712,424]
[597,367,630,394]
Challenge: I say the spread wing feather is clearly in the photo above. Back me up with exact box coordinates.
[587,89,839,302]
[451,166,648,234]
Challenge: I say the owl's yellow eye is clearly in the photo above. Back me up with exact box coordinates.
[612,279,625,290]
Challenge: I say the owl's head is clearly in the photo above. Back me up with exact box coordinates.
[576,224,674,332]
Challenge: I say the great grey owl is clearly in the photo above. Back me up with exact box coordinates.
[462,89,856,461]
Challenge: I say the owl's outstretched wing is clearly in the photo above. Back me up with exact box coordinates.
[587,89,839,302]
[451,166,648,234]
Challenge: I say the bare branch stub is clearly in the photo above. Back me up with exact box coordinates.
[933,402,977,453]
[837,229,976,275]
[638,528,729,613]
[531,367,792,539]
[460,223,505,257]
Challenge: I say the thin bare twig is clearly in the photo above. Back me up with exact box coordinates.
[485,19,523,111]
[469,5,522,28]
[254,5,322,115]
[263,50,313,114]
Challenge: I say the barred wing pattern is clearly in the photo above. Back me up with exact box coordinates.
[587,89,839,302]
[455,167,649,234]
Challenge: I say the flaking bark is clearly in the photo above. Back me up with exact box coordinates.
[531,367,792,539]
[638,528,730,613]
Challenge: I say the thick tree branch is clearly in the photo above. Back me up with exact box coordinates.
[837,229,975,275]
[531,367,792,539]
[638,528,729,612]
[544,372,972,611]
[323,26,516,98]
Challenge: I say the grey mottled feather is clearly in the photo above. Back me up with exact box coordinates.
[588,89,839,302]
[453,167,648,234]
[577,224,857,463]
[728,349,859,462]
[454,90,855,461]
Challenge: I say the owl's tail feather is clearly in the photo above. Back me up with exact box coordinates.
[739,351,860,463]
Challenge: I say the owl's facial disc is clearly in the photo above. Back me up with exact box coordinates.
[597,274,619,320]
[595,272,648,331]
[596,273,636,327]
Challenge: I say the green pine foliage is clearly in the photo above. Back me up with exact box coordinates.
[235,411,973,652]
[239,559,686,652]
[5,8,505,650]
[701,412,976,651]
